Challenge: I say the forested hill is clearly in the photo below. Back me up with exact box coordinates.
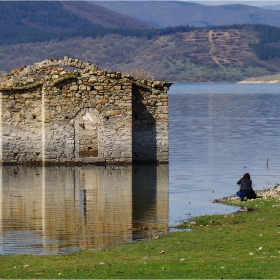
[2,23,280,82]
[2,1,280,82]
[0,1,154,45]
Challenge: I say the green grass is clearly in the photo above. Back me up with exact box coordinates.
[1,198,280,279]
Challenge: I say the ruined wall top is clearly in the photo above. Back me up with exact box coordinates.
[0,57,172,91]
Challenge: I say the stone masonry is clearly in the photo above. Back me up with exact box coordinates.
[0,57,172,165]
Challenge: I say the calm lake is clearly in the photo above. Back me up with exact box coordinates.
[1,83,280,255]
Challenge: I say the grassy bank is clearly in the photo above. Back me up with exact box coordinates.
[1,187,280,279]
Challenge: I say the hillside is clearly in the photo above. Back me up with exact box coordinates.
[2,1,280,82]
[60,1,154,29]
[93,1,280,28]
[262,5,280,11]
[2,24,280,83]
[0,1,153,45]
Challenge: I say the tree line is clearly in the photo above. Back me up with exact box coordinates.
[2,13,280,61]
[0,22,257,45]
[249,24,280,60]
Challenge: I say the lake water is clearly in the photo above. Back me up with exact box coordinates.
[0,164,169,255]
[168,83,280,223]
[1,83,280,255]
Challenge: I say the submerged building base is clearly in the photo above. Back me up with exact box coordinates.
[0,57,172,165]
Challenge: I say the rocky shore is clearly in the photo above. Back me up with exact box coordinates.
[238,74,280,84]
[219,184,280,203]
[256,184,280,201]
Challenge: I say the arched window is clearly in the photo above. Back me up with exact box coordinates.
[75,108,100,158]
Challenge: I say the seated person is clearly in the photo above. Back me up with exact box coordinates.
[236,173,256,200]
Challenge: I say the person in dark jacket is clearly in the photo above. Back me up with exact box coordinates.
[236,173,256,200]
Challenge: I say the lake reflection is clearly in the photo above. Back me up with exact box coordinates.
[3,84,280,255]
[0,164,168,255]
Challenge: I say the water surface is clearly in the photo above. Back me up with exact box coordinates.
[1,83,280,254]
[168,83,280,223]
[0,165,168,255]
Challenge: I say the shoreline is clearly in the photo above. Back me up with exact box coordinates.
[1,185,280,278]
[237,74,280,84]
[215,184,280,204]
[238,80,280,84]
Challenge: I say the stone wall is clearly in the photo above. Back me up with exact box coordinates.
[0,57,172,165]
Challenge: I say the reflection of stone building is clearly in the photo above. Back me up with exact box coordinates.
[0,57,172,164]
[0,164,168,254]
[132,164,169,239]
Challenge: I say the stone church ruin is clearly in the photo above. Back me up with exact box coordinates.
[0,57,172,165]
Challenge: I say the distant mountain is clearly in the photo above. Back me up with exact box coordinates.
[0,1,154,30]
[93,1,280,27]
[0,1,95,32]
[2,1,280,82]
[262,5,280,11]
[60,1,154,29]
[0,1,154,45]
